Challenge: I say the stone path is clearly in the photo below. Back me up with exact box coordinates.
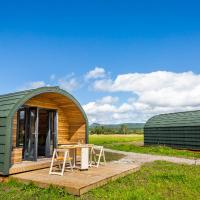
[105,148,200,166]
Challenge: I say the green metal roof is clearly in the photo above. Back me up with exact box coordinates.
[0,86,88,120]
[145,110,200,128]
[0,89,35,118]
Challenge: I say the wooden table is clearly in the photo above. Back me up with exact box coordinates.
[59,144,94,170]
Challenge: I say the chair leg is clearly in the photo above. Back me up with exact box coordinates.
[89,148,96,167]
[96,150,102,168]
[103,150,106,165]
[55,152,62,169]
[49,149,56,175]
[93,149,97,164]
[61,152,67,176]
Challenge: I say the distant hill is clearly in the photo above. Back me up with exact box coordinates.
[90,123,145,130]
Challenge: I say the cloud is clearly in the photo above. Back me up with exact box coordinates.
[85,67,106,80]
[83,71,200,124]
[97,96,119,104]
[83,95,200,124]
[19,81,47,90]
[93,71,200,107]
[19,69,200,124]
[83,96,142,124]
[58,77,80,92]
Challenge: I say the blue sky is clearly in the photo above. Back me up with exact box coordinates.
[1,0,200,124]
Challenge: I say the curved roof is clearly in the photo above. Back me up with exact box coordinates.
[0,86,88,123]
[145,110,200,128]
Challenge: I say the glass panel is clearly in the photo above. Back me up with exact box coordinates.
[17,109,26,147]
[24,107,38,161]
[30,110,36,134]
[49,111,57,156]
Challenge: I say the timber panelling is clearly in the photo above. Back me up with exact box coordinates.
[11,148,23,164]
[12,112,17,148]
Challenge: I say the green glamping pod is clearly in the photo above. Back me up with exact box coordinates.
[144,110,200,150]
[0,87,88,176]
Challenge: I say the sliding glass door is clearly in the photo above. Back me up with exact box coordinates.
[45,111,57,157]
[17,107,57,161]
[24,107,38,161]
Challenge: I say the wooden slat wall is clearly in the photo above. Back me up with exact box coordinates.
[12,112,23,164]
[12,112,17,148]
[11,148,23,164]
[11,92,86,164]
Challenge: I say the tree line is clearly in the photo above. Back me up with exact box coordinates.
[90,124,143,135]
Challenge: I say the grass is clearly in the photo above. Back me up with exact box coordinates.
[89,134,200,159]
[1,161,200,200]
[1,134,199,199]
[106,143,200,159]
[89,134,143,145]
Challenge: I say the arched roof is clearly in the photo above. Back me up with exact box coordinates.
[0,87,88,175]
[145,110,200,128]
[0,86,88,123]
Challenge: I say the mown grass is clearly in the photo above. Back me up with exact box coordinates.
[1,161,200,200]
[89,134,200,159]
[106,143,200,159]
[89,134,143,145]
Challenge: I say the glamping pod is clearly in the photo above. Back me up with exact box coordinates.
[144,110,200,150]
[0,87,88,175]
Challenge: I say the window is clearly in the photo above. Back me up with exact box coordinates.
[16,109,26,147]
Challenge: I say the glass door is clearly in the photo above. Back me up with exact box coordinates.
[24,107,38,161]
[45,111,57,157]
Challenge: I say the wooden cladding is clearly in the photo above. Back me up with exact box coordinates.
[12,113,17,148]
[11,92,86,164]
[11,148,23,164]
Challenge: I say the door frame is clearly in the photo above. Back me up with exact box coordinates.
[16,106,58,161]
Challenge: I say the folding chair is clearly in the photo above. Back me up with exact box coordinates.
[49,149,73,176]
[89,145,106,168]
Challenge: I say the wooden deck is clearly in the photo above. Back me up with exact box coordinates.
[9,158,53,174]
[10,162,140,196]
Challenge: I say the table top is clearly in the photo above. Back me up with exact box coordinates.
[57,144,94,150]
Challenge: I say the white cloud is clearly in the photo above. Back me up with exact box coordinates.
[19,70,200,124]
[58,77,80,92]
[84,71,200,124]
[83,96,143,124]
[93,71,200,107]
[20,81,47,90]
[97,96,119,104]
[85,67,106,80]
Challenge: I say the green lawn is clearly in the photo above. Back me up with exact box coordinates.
[89,134,143,145]
[1,134,199,199]
[89,134,200,159]
[1,161,200,200]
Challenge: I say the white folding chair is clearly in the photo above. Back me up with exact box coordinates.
[89,145,106,168]
[49,149,73,176]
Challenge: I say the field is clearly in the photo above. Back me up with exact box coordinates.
[1,161,200,200]
[89,134,143,145]
[90,134,200,159]
[1,134,200,199]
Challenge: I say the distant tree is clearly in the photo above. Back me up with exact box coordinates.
[119,124,128,134]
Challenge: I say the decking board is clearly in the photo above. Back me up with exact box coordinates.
[10,162,140,196]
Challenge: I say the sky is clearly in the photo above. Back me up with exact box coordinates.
[1,0,200,124]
